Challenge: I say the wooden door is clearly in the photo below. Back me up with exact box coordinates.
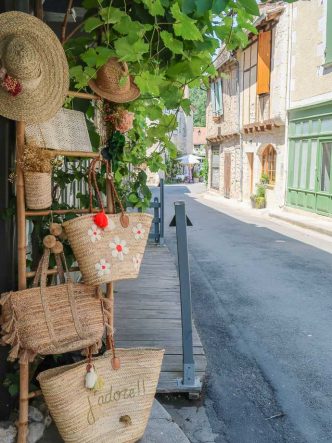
[248,153,254,194]
[224,153,231,198]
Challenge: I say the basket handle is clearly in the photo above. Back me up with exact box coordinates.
[88,157,129,228]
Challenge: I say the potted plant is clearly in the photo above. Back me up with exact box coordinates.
[251,182,266,209]
[193,170,199,183]
[19,143,54,210]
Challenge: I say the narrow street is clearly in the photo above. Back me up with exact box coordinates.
[163,184,332,443]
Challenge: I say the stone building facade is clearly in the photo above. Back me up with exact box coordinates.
[238,2,290,209]
[206,2,291,209]
[206,51,241,199]
[286,0,332,216]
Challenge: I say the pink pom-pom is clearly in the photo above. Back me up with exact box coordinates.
[94,211,108,228]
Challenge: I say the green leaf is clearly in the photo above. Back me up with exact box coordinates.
[114,37,149,61]
[99,6,127,24]
[171,4,203,41]
[142,0,165,16]
[81,48,97,67]
[82,0,99,8]
[180,0,196,14]
[135,71,165,96]
[237,0,259,16]
[196,0,213,16]
[8,384,18,396]
[160,31,184,54]
[84,16,103,33]
[113,17,153,37]
[180,98,192,115]
[128,193,139,203]
[212,0,229,13]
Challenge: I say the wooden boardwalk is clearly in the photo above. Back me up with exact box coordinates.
[114,244,207,393]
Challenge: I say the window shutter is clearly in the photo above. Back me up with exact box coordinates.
[215,80,220,114]
[211,83,215,114]
[326,0,332,64]
[257,30,271,95]
[218,79,223,115]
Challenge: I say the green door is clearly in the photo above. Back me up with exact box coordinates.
[316,140,332,214]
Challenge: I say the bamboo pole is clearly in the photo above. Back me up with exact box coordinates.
[16,121,29,443]
[67,91,100,100]
[25,208,101,217]
[105,173,114,348]
[26,266,80,278]
[47,150,100,159]
[28,390,42,399]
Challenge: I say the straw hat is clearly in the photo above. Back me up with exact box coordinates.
[89,57,140,103]
[0,11,69,123]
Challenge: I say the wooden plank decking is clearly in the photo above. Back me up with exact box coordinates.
[114,244,207,393]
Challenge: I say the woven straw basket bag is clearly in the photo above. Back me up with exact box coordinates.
[24,171,52,210]
[37,348,164,443]
[63,158,153,285]
[25,108,93,152]
[0,249,108,363]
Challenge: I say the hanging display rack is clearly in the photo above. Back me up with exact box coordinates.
[15,91,114,443]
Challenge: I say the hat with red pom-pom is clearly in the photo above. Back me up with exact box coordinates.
[0,11,69,123]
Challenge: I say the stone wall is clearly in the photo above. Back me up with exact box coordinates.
[206,61,239,139]
[290,0,332,108]
[242,126,286,208]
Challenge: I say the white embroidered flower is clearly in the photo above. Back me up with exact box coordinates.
[88,224,101,243]
[109,236,128,261]
[95,259,111,277]
[132,223,145,240]
[132,254,142,272]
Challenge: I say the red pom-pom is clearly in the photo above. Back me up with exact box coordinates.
[94,210,108,228]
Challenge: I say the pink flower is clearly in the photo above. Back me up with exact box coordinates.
[115,111,134,134]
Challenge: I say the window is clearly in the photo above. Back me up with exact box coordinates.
[257,30,271,95]
[211,78,223,116]
[325,0,332,65]
[261,145,276,184]
[211,147,220,189]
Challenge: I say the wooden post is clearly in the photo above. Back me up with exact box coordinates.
[16,121,29,443]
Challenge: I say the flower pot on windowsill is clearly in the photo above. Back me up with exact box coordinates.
[212,115,222,123]
[24,172,52,210]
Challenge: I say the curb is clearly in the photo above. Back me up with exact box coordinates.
[269,212,332,238]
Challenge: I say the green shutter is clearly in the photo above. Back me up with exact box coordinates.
[211,83,215,114]
[326,0,332,64]
[219,79,223,116]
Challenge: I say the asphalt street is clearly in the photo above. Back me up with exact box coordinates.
[162,184,332,443]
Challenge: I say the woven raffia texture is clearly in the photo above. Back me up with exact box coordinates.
[24,171,52,210]
[63,213,153,285]
[25,108,92,152]
[0,282,108,363]
[37,348,164,443]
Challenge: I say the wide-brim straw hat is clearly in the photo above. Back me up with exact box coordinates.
[0,11,69,123]
[89,57,140,103]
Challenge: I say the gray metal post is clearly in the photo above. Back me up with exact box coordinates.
[159,178,165,245]
[153,197,160,244]
[174,201,201,390]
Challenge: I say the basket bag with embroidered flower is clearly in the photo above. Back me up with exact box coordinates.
[62,158,153,286]
[0,249,109,363]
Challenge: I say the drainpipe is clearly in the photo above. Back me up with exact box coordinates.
[283,4,293,208]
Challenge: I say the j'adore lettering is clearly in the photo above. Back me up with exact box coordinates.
[87,379,146,425]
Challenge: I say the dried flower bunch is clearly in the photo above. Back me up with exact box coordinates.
[103,103,134,134]
[19,141,54,173]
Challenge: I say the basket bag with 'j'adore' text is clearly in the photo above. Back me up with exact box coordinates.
[37,346,164,443]
[0,249,109,363]
[62,158,153,285]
